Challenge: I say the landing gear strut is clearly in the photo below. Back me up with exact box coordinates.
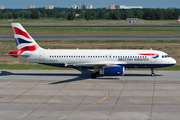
[151,68,155,77]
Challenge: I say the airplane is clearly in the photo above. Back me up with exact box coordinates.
[8,23,176,78]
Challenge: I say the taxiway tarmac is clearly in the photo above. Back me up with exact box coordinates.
[0,70,180,120]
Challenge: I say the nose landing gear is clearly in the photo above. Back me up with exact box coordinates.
[151,68,155,77]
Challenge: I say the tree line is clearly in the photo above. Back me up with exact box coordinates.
[0,8,180,20]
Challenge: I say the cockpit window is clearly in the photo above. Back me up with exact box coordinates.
[162,55,170,58]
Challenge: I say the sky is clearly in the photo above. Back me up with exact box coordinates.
[1,0,180,9]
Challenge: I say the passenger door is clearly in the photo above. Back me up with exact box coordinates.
[39,51,45,62]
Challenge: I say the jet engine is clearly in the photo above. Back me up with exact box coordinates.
[99,66,124,76]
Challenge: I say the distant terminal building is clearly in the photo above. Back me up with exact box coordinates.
[71,4,93,9]
[118,5,143,9]
[45,5,54,9]
[71,4,77,9]
[26,5,35,9]
[107,4,115,9]
[83,4,93,9]
[0,6,4,10]
[107,4,143,9]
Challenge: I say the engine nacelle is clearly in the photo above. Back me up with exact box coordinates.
[99,66,124,76]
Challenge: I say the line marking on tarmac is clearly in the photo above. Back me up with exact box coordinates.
[52,80,177,120]
[52,81,109,120]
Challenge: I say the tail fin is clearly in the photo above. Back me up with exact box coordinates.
[9,23,40,57]
[11,23,39,50]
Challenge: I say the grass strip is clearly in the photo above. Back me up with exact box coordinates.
[0,19,180,26]
[0,64,75,70]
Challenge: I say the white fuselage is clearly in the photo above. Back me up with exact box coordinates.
[20,48,176,69]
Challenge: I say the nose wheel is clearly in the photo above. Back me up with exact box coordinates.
[151,68,155,77]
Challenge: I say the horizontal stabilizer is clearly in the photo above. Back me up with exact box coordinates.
[7,54,30,58]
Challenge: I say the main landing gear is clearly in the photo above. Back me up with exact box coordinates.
[151,68,155,77]
[91,71,99,79]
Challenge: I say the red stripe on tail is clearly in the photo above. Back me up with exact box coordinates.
[12,27,31,39]
[9,45,38,58]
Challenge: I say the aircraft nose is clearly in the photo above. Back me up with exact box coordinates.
[171,58,176,65]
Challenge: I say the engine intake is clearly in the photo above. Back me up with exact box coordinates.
[99,66,124,76]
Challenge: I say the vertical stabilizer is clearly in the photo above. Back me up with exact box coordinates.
[11,23,39,50]
[9,23,41,57]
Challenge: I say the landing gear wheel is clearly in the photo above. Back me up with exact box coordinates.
[151,73,155,77]
[91,73,97,79]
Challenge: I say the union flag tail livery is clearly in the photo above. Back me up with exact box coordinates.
[9,23,41,57]
[9,23,176,78]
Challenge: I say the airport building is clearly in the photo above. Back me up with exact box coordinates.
[107,4,143,9]
[0,6,4,10]
[45,5,54,9]
[107,4,115,9]
[117,5,143,9]
[71,4,93,9]
[71,4,77,9]
[26,5,35,9]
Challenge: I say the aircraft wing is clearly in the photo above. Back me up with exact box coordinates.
[73,61,127,68]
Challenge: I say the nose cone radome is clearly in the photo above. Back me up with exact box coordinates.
[170,58,176,65]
